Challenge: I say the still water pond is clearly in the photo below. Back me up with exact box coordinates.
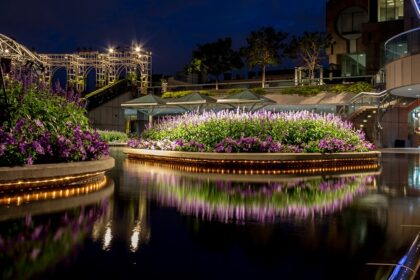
[1,148,420,279]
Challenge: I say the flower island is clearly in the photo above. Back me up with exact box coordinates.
[124,110,380,172]
[0,70,114,188]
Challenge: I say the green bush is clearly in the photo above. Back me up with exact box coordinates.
[140,110,374,153]
[280,82,373,96]
[226,88,266,95]
[97,130,128,143]
[1,72,109,166]
[162,90,210,99]
[346,82,373,93]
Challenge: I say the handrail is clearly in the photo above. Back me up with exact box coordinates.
[347,90,388,104]
[384,26,420,47]
[384,27,420,63]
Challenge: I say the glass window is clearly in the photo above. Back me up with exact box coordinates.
[336,6,368,38]
[341,53,366,77]
[378,0,404,22]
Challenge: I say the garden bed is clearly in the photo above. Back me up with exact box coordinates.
[125,148,380,170]
[0,157,115,188]
[126,109,379,171]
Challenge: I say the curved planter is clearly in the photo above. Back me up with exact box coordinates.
[0,157,115,188]
[124,148,381,173]
[0,178,114,222]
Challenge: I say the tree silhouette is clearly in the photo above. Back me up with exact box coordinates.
[240,27,288,88]
[186,37,243,89]
[286,32,332,84]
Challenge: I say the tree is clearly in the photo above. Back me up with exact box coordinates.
[186,37,243,89]
[286,32,332,85]
[240,27,288,88]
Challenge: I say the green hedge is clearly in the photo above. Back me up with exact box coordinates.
[97,130,128,143]
[162,90,210,99]
[281,82,373,96]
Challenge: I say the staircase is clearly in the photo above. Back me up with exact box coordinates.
[84,79,136,111]
[348,107,378,143]
[341,90,390,144]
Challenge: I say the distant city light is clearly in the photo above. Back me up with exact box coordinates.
[108,48,114,53]
[135,46,141,52]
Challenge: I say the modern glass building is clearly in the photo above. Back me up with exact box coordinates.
[326,0,419,77]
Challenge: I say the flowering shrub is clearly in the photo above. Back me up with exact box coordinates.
[134,109,375,153]
[128,138,205,152]
[0,118,108,166]
[0,68,109,166]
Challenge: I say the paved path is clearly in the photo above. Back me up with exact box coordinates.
[380,148,420,154]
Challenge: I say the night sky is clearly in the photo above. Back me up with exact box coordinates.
[1,0,326,75]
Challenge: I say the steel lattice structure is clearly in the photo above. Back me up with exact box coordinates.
[0,34,152,92]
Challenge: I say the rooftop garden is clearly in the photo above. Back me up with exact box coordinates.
[0,69,109,167]
[160,82,373,99]
[128,109,375,153]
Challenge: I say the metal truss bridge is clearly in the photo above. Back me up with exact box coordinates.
[0,33,151,92]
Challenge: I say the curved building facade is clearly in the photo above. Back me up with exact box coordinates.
[327,0,420,147]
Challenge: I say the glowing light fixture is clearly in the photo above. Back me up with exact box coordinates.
[411,0,420,19]
[108,48,114,54]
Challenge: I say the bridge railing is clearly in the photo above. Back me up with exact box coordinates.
[150,75,374,94]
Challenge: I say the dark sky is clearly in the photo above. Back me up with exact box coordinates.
[1,0,326,75]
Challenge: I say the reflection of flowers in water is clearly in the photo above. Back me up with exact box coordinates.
[0,200,109,280]
[154,176,372,223]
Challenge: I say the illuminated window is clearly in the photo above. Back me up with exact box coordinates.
[341,53,366,77]
[378,0,404,22]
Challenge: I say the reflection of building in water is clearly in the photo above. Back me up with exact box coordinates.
[409,154,420,188]
[379,154,420,190]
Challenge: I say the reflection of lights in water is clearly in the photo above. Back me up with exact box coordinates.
[126,158,380,175]
[103,221,113,251]
[0,177,108,206]
[409,157,420,189]
[0,171,105,187]
[130,222,141,252]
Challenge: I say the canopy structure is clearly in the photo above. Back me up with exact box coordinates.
[216,90,276,111]
[121,90,277,126]
[166,92,217,105]
[121,94,166,108]
[121,94,168,125]
[122,90,275,112]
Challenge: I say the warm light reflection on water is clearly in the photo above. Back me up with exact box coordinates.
[123,159,377,222]
[3,150,420,280]
[0,176,108,206]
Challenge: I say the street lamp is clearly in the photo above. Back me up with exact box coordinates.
[108,48,114,54]
[135,46,141,52]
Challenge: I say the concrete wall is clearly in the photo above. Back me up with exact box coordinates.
[386,53,420,90]
[380,99,420,147]
[88,91,135,132]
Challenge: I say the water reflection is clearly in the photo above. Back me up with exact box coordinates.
[124,159,377,223]
[0,177,114,280]
[3,150,420,280]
